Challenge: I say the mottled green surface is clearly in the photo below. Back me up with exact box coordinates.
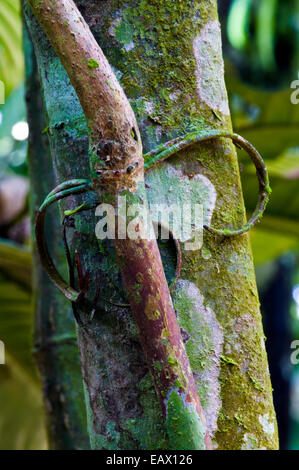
[165,389,206,450]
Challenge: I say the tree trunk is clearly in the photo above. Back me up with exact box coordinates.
[24,0,278,449]
[23,22,89,450]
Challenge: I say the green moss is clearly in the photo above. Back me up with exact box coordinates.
[167,357,178,366]
[87,58,99,69]
[105,0,219,151]
[220,355,238,367]
[173,289,214,369]
[248,374,265,393]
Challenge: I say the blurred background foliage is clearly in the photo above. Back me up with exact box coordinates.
[0,0,298,449]
[0,0,24,98]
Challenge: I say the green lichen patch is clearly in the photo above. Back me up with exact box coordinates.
[123,373,170,450]
[103,0,218,149]
[92,421,121,450]
[172,280,223,435]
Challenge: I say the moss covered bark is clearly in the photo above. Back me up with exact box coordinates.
[25,0,278,449]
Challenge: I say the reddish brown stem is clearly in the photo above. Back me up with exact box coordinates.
[115,235,212,449]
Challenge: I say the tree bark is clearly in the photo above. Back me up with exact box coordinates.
[23,23,89,450]
[24,0,278,449]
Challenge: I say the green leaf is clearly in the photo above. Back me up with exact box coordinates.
[255,0,277,71]
[226,61,299,159]
[243,150,299,264]
[241,148,299,226]
[0,239,47,448]
[250,223,298,265]
[227,0,252,51]
[0,354,47,450]
[226,63,299,264]
[0,239,31,291]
